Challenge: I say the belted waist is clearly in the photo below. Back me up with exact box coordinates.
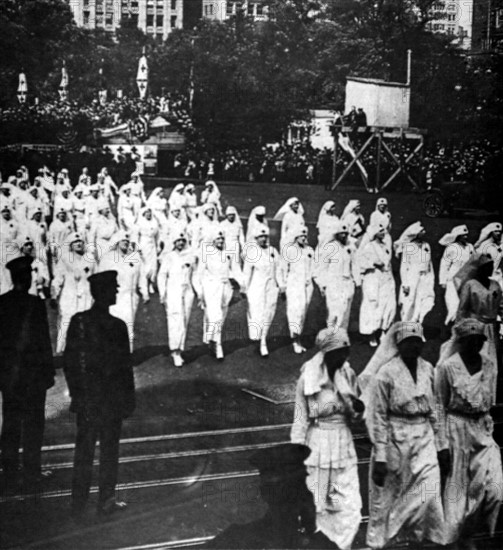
[311,414,347,426]
[447,409,489,420]
[389,413,429,424]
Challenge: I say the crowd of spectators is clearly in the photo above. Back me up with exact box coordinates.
[0,94,193,147]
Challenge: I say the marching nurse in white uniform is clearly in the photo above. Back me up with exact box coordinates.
[281,224,314,354]
[136,206,160,300]
[157,231,196,367]
[438,224,474,325]
[314,220,360,330]
[358,224,396,347]
[242,226,284,357]
[274,197,305,251]
[395,222,435,323]
[99,230,143,351]
[475,222,502,288]
[51,232,95,354]
[220,206,245,269]
[193,227,242,360]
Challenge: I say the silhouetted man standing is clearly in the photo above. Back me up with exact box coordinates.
[64,270,135,518]
[0,256,54,493]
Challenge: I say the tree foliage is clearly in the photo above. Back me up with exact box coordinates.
[0,0,501,146]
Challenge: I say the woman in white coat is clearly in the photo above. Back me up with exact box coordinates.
[435,318,503,548]
[369,198,392,249]
[395,221,435,323]
[168,183,186,216]
[245,205,268,243]
[148,187,169,232]
[99,230,143,351]
[220,206,245,269]
[359,322,444,549]
[117,184,138,232]
[189,203,219,250]
[136,206,160,299]
[274,197,305,251]
[314,220,360,330]
[316,200,339,248]
[157,231,196,367]
[291,327,363,550]
[342,200,365,244]
[183,183,198,221]
[242,226,284,357]
[193,227,242,360]
[438,224,474,325]
[358,224,396,347]
[87,201,118,262]
[51,233,96,354]
[201,180,223,217]
[474,222,502,288]
[282,224,314,354]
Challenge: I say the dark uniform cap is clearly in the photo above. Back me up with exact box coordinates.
[6,255,33,274]
[249,444,311,476]
[88,270,118,286]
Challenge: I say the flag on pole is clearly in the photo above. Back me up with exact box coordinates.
[98,66,107,105]
[17,72,28,104]
[136,47,148,100]
[59,62,69,101]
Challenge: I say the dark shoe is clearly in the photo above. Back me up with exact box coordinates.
[97,499,127,517]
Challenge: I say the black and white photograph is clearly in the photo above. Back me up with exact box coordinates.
[0,0,502,548]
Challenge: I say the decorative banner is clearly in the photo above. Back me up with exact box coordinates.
[136,48,148,99]
[17,72,28,104]
[59,62,69,101]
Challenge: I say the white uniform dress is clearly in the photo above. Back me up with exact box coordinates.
[439,242,474,324]
[220,218,245,268]
[457,279,502,361]
[282,243,314,338]
[136,216,160,297]
[398,240,435,323]
[314,239,360,330]
[291,361,362,550]
[51,254,96,353]
[193,249,242,347]
[88,214,118,261]
[99,248,141,350]
[118,193,138,232]
[358,239,396,335]
[47,218,73,264]
[280,210,305,250]
[0,217,19,294]
[242,244,283,343]
[157,247,196,351]
[365,356,444,548]
[436,352,503,544]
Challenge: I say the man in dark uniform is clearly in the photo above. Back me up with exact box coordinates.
[0,256,54,493]
[205,444,338,549]
[64,270,135,518]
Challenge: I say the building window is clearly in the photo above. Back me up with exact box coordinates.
[84,0,90,6]
[156,14,163,26]
[171,15,177,27]
[227,2,235,15]
[96,14,104,25]
[83,11,90,24]
[204,3,214,15]
[171,0,177,9]
[147,14,154,26]
[106,14,114,25]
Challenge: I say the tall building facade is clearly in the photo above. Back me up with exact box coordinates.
[426,0,474,49]
[67,0,185,39]
[201,0,268,21]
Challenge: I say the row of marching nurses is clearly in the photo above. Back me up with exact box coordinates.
[292,315,503,550]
